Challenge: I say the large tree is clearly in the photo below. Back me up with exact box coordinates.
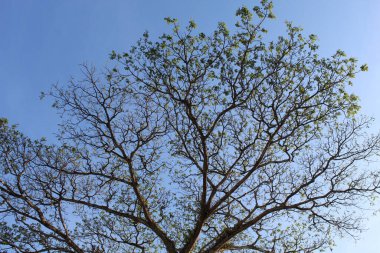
[1,2,380,252]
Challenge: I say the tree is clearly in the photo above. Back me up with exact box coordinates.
[1,1,380,252]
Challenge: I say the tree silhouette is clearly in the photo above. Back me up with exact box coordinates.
[1,2,380,252]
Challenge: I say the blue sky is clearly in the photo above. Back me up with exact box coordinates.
[1,0,380,251]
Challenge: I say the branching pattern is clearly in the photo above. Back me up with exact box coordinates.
[1,2,380,253]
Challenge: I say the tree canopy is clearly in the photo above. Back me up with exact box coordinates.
[1,1,380,252]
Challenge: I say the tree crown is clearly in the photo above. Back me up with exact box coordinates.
[1,2,379,253]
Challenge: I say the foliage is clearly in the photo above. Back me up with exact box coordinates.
[1,1,380,252]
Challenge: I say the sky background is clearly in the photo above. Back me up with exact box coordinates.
[1,0,380,252]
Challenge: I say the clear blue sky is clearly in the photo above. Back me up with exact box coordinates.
[1,1,380,252]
